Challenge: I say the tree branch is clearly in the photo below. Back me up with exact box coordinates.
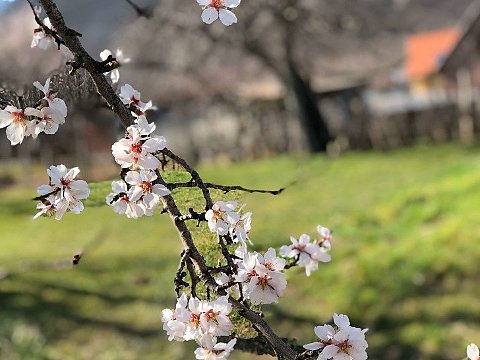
[37,0,135,129]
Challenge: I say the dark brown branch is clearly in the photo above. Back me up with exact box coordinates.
[167,181,287,195]
[186,258,201,298]
[174,250,190,297]
[37,0,135,129]
[161,148,213,209]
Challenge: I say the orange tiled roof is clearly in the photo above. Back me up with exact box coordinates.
[405,27,460,81]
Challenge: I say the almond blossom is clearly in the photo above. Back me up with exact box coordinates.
[468,344,480,360]
[280,233,331,277]
[205,201,239,236]
[234,249,287,305]
[194,337,237,360]
[197,0,241,26]
[303,313,368,360]
[0,106,32,145]
[162,293,189,342]
[31,17,55,50]
[119,84,154,118]
[105,180,144,219]
[25,107,65,137]
[230,210,252,245]
[100,48,131,84]
[111,124,166,170]
[34,165,89,220]
[125,169,170,213]
[33,77,68,117]
[161,294,234,348]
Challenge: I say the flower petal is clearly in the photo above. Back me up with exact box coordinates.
[201,7,218,24]
[219,8,237,26]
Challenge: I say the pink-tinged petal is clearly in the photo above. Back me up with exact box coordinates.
[197,0,210,5]
[6,123,25,145]
[321,344,340,358]
[201,7,218,24]
[224,0,241,7]
[303,342,322,351]
[138,153,160,170]
[0,110,12,128]
[219,8,237,25]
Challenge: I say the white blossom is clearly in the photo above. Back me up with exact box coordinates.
[25,107,65,137]
[194,337,237,360]
[230,210,252,244]
[197,0,241,26]
[0,106,33,145]
[34,165,89,220]
[280,233,331,277]
[111,124,166,170]
[161,293,189,342]
[33,77,68,117]
[235,249,287,305]
[125,169,170,214]
[205,201,239,236]
[304,314,368,360]
[105,180,144,219]
[468,344,480,360]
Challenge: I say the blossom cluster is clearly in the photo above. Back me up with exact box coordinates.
[205,200,252,244]
[107,85,169,218]
[34,165,89,220]
[303,313,368,360]
[280,225,332,277]
[0,78,67,145]
[162,293,236,360]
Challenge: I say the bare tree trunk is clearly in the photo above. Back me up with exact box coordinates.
[286,60,331,152]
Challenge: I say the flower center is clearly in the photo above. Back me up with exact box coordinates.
[141,181,152,193]
[12,111,26,124]
[212,209,223,220]
[130,142,142,153]
[130,96,140,106]
[60,178,71,188]
[339,340,350,353]
[210,0,224,9]
[205,309,218,321]
[257,274,271,288]
[190,313,201,328]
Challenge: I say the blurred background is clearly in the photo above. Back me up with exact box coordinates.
[1,0,480,359]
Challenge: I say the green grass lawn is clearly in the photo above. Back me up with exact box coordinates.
[1,144,480,359]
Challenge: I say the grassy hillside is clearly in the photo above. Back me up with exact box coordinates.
[1,144,480,359]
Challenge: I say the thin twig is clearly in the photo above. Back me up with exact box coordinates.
[167,181,288,195]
